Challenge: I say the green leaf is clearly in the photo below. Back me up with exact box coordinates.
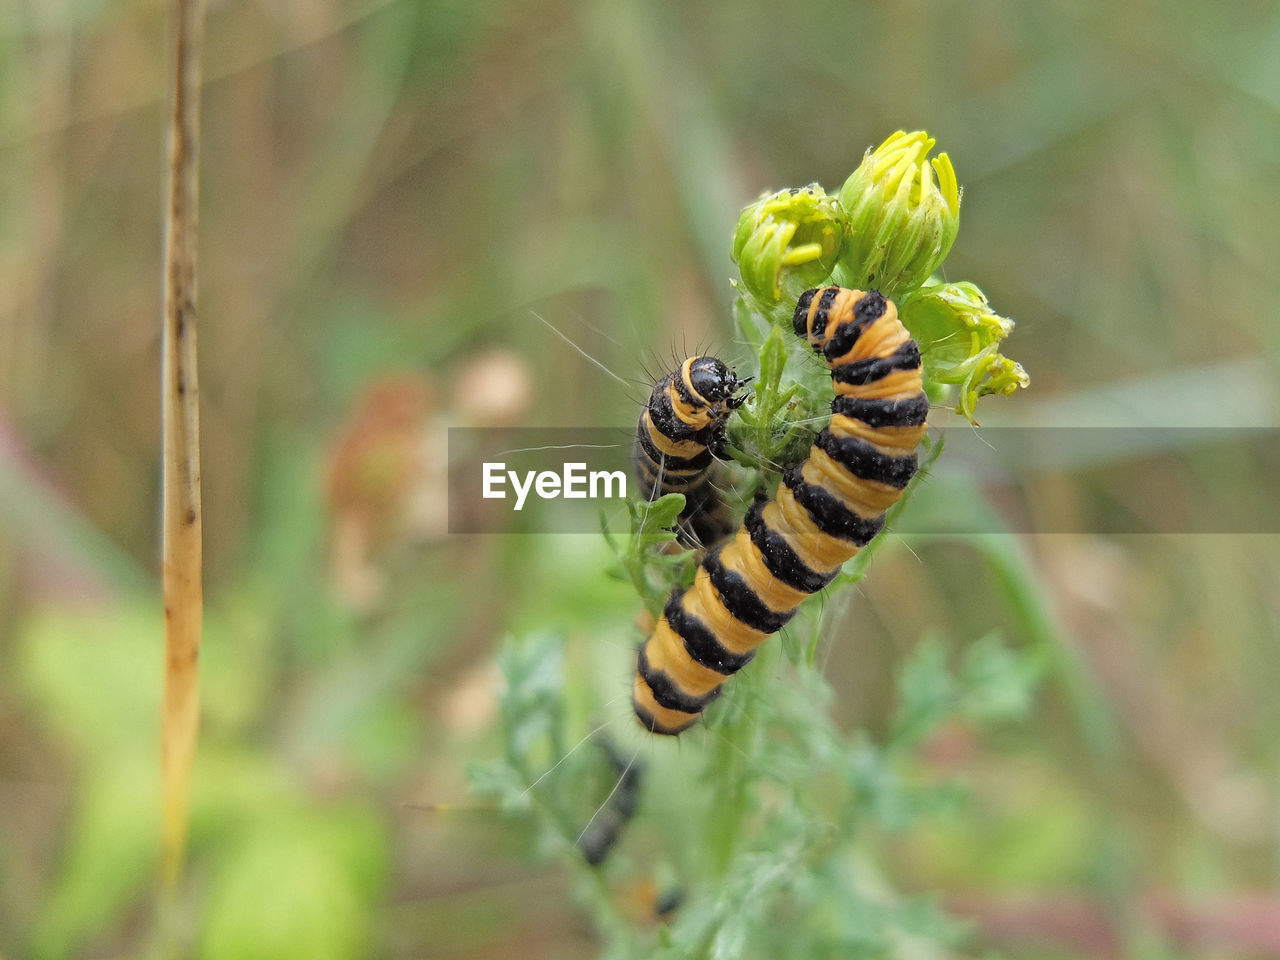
[888,635,955,751]
[959,632,1042,724]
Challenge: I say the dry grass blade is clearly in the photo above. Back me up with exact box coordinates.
[160,0,205,889]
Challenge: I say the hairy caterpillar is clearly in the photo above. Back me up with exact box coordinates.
[577,740,645,866]
[633,356,750,548]
[576,744,685,920]
[632,288,929,735]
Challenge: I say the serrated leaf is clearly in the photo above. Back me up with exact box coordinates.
[959,632,1042,724]
[889,636,955,751]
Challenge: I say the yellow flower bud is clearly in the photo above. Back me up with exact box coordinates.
[835,131,960,297]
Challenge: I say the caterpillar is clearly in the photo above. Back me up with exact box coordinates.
[577,741,685,920]
[633,356,750,548]
[632,287,929,735]
[621,880,685,924]
[577,739,645,866]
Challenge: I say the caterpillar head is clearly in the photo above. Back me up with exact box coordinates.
[687,356,751,414]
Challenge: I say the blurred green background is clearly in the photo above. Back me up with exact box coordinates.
[2,0,1278,956]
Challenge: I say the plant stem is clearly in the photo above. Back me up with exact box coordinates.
[160,0,205,891]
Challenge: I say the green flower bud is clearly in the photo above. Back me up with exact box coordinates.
[899,281,1030,424]
[835,130,960,297]
[732,184,844,318]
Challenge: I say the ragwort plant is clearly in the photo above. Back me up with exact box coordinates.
[473,131,1034,959]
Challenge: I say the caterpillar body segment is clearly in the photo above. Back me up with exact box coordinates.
[633,288,928,735]
[633,356,750,548]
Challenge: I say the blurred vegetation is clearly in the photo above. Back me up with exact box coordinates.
[1,0,1279,957]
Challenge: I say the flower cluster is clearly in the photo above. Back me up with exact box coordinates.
[834,130,959,295]
[731,185,844,310]
[899,281,1030,424]
[731,130,1027,422]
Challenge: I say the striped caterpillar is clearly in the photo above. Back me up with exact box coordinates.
[632,287,929,735]
[633,356,750,548]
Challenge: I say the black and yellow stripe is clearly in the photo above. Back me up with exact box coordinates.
[632,288,929,735]
[633,356,749,548]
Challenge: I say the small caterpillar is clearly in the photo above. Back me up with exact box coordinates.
[633,356,750,548]
[576,741,685,921]
[577,740,645,866]
[632,288,929,735]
